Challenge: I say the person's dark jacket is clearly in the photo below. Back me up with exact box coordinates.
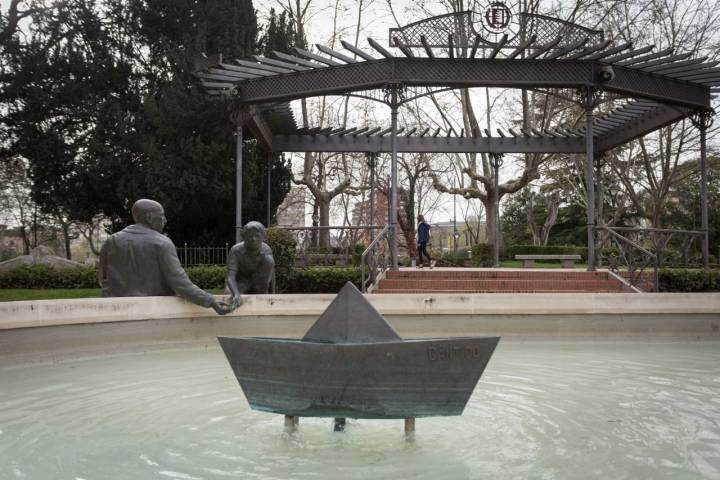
[98,224,214,306]
[417,222,431,243]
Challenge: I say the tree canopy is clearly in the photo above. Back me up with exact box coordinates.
[1,0,293,249]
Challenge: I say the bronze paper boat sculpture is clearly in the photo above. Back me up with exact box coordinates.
[218,282,499,419]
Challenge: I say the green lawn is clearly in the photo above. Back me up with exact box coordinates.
[0,288,102,302]
[0,288,225,302]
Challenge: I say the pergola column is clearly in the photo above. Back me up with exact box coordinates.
[581,88,599,271]
[387,86,401,270]
[691,109,715,270]
[490,153,504,268]
[367,153,377,243]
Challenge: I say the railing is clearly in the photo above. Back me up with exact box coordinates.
[596,226,658,291]
[361,225,390,293]
[177,243,229,268]
[280,226,383,267]
[596,226,705,291]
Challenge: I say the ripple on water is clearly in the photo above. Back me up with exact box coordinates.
[1,342,720,479]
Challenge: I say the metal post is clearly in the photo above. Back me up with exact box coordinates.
[333,417,346,432]
[369,153,376,243]
[584,92,596,271]
[691,110,714,270]
[595,156,604,267]
[453,182,458,258]
[596,156,604,228]
[700,121,710,270]
[266,151,272,227]
[491,154,502,268]
[404,417,415,438]
[284,415,298,433]
[235,126,243,243]
[390,89,399,270]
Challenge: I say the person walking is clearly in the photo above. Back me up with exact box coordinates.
[416,214,435,269]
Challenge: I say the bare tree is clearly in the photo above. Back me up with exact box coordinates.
[527,190,561,246]
[581,0,720,228]
[278,0,367,246]
[0,0,32,48]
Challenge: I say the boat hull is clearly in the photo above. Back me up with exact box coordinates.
[218,336,499,419]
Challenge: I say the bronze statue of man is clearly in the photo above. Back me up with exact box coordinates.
[98,199,235,315]
[226,221,275,305]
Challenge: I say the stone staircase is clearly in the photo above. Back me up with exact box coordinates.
[373,268,632,294]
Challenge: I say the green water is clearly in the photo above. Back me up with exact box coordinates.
[1,341,719,479]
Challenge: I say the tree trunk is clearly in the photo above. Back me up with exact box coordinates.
[527,192,542,246]
[318,197,331,247]
[483,194,501,249]
[61,221,71,259]
[20,225,30,254]
[540,192,561,246]
[397,208,417,260]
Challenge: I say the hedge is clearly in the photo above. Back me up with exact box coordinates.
[471,243,493,267]
[187,265,226,289]
[0,264,98,289]
[658,268,720,292]
[283,266,362,293]
[4,264,719,293]
[0,264,361,294]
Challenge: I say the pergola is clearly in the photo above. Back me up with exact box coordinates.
[198,10,716,271]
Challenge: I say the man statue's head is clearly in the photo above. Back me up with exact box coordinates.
[242,221,266,251]
[132,199,167,233]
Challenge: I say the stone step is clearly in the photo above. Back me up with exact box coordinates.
[386,270,611,280]
[373,289,625,294]
[377,279,624,292]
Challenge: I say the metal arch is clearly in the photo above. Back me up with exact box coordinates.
[271,133,585,154]
[231,58,710,109]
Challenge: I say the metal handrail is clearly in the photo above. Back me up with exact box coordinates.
[361,225,389,293]
[597,225,659,292]
[601,227,657,259]
[607,226,704,236]
[277,225,382,266]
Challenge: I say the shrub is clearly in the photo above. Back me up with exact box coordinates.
[351,243,366,266]
[504,244,588,261]
[265,228,297,290]
[471,243,493,267]
[284,266,362,293]
[658,268,720,292]
[187,265,226,289]
[0,264,98,289]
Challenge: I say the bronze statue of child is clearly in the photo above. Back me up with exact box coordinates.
[226,221,275,306]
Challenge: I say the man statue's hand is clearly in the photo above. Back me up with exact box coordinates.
[211,299,236,315]
[228,295,243,309]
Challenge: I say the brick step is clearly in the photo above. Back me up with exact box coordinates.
[386,270,611,280]
[374,289,624,294]
[378,279,623,291]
